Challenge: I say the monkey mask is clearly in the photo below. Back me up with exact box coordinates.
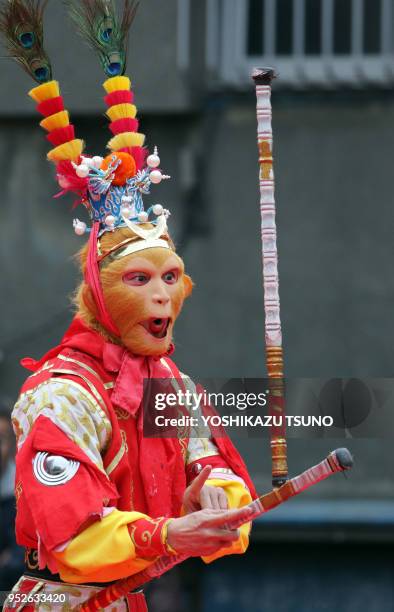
[77,224,193,357]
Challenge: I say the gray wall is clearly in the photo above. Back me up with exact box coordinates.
[0,0,193,115]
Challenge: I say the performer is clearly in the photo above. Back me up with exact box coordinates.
[1,1,256,610]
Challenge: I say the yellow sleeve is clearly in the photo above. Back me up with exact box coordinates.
[53,509,171,583]
[202,478,253,564]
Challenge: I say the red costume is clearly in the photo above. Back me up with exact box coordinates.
[8,318,256,610]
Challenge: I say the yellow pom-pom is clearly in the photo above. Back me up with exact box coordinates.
[107,132,145,151]
[28,80,60,103]
[103,76,131,93]
[106,104,137,122]
[40,111,70,132]
[47,139,84,162]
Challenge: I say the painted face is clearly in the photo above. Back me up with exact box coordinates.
[100,248,192,356]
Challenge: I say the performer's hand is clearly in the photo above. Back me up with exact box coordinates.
[166,505,252,557]
[183,465,228,513]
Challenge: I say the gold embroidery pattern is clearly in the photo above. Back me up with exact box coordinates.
[49,368,108,417]
[15,481,22,502]
[51,378,112,439]
[12,379,112,473]
[114,406,130,420]
[120,429,129,452]
[129,517,163,550]
[11,417,23,445]
[179,437,188,462]
[25,547,39,570]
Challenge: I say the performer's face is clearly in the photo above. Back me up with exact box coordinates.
[101,248,192,355]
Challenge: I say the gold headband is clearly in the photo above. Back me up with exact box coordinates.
[97,214,173,266]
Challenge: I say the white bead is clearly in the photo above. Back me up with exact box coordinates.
[73,219,86,235]
[138,211,149,222]
[121,195,132,203]
[105,215,115,226]
[147,153,160,168]
[121,206,131,217]
[76,164,89,178]
[92,156,104,169]
[150,170,163,184]
[81,156,94,167]
[152,204,163,215]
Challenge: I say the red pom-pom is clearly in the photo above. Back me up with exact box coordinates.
[104,90,133,107]
[117,147,147,171]
[101,152,137,185]
[118,146,147,171]
[46,125,75,146]
[109,118,139,135]
[36,96,65,117]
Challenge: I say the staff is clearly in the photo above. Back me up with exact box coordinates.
[253,67,288,487]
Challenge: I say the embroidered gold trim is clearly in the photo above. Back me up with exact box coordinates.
[179,437,188,462]
[49,368,108,417]
[15,377,112,475]
[162,519,177,555]
[25,547,39,570]
[16,375,107,429]
[28,360,52,378]
[15,481,22,502]
[105,436,126,476]
[17,379,49,402]
[58,354,107,386]
[49,377,110,432]
[114,406,130,420]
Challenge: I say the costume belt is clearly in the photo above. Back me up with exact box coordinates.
[24,548,124,589]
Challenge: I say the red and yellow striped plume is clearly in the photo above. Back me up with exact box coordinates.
[103,76,146,170]
[28,80,84,163]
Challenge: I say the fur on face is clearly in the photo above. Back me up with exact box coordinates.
[75,227,193,355]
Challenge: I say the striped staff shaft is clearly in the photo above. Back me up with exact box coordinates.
[252,67,287,487]
[75,448,353,612]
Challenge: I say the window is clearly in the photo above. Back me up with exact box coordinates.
[210,0,393,86]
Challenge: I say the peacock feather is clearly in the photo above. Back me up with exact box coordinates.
[64,0,138,77]
[0,0,52,83]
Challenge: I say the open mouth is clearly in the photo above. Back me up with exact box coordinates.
[140,318,171,339]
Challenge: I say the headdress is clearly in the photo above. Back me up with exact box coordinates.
[0,0,174,337]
